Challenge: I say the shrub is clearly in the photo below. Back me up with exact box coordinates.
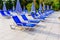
[26,3,32,12]
[52,0,59,10]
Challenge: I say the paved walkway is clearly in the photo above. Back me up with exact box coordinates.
[0,11,60,40]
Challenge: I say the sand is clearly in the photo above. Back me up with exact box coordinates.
[0,11,60,40]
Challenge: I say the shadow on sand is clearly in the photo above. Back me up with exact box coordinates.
[23,24,60,38]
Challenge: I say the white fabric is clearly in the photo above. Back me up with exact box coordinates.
[18,15,28,23]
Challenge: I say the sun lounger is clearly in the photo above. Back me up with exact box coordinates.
[0,11,12,19]
[21,14,40,23]
[10,16,37,30]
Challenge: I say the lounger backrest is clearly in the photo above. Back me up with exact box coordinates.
[21,15,28,21]
[31,12,38,19]
[6,11,13,16]
[12,16,36,27]
[38,10,42,15]
[0,11,7,16]
[0,11,12,16]
[31,11,38,16]
[45,5,47,10]
[12,16,22,26]
[6,11,11,15]
[31,13,35,18]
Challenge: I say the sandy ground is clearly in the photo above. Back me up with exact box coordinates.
[0,11,60,40]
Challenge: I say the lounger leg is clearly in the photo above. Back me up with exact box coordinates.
[29,28,34,31]
[5,16,11,19]
[10,25,16,30]
[25,28,34,31]
[16,27,25,31]
[10,25,25,30]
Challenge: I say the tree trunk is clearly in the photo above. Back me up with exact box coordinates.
[33,0,36,6]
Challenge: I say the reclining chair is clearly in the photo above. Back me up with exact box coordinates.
[0,11,12,19]
[10,16,38,30]
[21,14,40,23]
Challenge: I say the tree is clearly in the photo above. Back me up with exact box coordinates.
[0,0,3,9]
[39,0,45,12]
[52,0,59,10]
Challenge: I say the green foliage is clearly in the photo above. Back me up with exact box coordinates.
[53,3,59,10]
[26,2,39,12]
[0,0,60,11]
[44,0,53,5]
[52,0,59,10]
[26,3,32,12]
[0,0,3,9]
[35,2,39,10]
[6,1,13,10]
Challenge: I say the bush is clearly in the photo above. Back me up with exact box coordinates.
[52,0,60,11]
[0,0,3,9]
[26,2,39,12]
[53,3,59,11]
[26,3,32,12]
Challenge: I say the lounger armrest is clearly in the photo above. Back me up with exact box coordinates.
[17,22,36,25]
[28,19,40,22]
[26,23,36,25]
[22,21,29,23]
[28,19,40,21]
[34,15,41,18]
[17,23,23,26]
[27,21,37,24]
